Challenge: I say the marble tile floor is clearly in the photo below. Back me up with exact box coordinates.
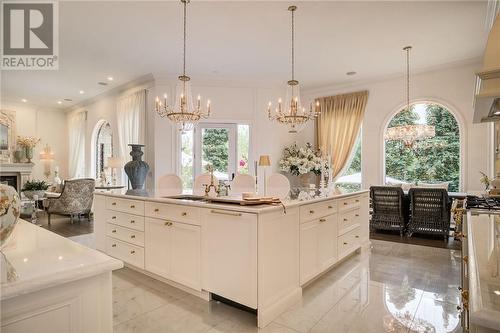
[110,239,463,333]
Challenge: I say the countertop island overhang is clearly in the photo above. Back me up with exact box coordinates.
[94,190,370,328]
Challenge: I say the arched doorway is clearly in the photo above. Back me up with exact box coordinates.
[92,120,113,180]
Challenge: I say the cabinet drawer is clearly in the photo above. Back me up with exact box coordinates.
[338,196,361,212]
[145,202,200,225]
[106,197,144,215]
[338,227,361,259]
[105,210,144,231]
[106,237,144,269]
[106,223,144,247]
[338,209,361,235]
[300,200,337,223]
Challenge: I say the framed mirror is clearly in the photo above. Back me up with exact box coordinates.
[0,110,17,162]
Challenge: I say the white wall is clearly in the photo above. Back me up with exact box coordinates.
[2,102,68,181]
[302,62,492,192]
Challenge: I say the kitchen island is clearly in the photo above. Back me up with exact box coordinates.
[461,211,500,332]
[94,190,370,327]
[1,220,123,333]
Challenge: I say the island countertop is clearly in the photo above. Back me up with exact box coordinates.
[94,189,369,214]
[1,220,123,301]
[466,211,500,331]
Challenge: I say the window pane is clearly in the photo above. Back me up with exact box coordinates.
[202,128,229,181]
[335,134,362,193]
[181,129,194,193]
[384,103,460,191]
[237,124,250,174]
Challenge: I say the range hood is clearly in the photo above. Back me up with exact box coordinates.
[473,14,500,123]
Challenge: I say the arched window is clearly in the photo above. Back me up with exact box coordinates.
[384,103,461,191]
[94,121,113,179]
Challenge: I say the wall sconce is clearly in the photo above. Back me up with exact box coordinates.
[39,144,55,178]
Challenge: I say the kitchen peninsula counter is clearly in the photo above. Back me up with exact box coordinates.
[94,190,370,328]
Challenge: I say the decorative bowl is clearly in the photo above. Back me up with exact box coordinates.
[0,184,20,248]
[22,190,46,200]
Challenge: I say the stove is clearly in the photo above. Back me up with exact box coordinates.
[466,195,500,214]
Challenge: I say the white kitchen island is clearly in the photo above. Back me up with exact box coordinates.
[94,190,370,328]
[1,220,123,333]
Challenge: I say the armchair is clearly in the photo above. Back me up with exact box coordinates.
[45,178,95,225]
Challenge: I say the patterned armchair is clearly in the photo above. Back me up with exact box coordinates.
[370,186,408,236]
[45,178,95,225]
[408,188,451,241]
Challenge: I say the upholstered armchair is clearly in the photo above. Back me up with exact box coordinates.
[45,178,95,225]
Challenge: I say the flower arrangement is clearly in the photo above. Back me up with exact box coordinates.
[17,136,40,148]
[279,143,328,176]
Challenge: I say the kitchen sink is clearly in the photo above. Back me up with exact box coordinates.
[164,195,209,202]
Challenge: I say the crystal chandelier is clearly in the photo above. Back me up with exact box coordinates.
[155,0,211,132]
[267,6,320,134]
[385,46,435,148]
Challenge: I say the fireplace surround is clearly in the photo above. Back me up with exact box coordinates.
[0,163,34,193]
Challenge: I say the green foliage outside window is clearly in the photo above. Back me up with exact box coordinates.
[202,128,229,173]
[385,103,460,191]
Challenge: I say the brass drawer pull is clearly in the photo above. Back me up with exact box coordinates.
[130,250,135,254]
[210,210,242,217]
[355,235,359,238]
[112,229,117,233]
[355,214,359,217]
[130,220,135,224]
[343,218,348,222]
[154,208,160,212]
[111,202,117,206]
[111,216,117,219]
[310,210,315,214]
[112,244,116,247]
[319,218,326,222]
[328,205,333,209]
[131,235,136,239]
[343,242,348,245]
[181,212,187,216]
[130,205,135,209]
[355,199,359,202]
[343,202,348,205]
[164,221,172,226]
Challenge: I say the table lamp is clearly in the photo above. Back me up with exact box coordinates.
[258,155,271,195]
[107,157,123,186]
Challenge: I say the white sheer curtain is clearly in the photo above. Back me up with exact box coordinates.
[116,90,146,184]
[68,111,87,178]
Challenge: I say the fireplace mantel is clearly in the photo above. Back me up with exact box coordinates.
[0,163,34,192]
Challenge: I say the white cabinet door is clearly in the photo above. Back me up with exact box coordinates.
[202,209,258,309]
[170,222,201,290]
[318,214,338,271]
[145,217,172,279]
[300,220,320,285]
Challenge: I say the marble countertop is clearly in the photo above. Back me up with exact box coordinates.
[466,211,500,331]
[1,220,123,301]
[94,190,369,214]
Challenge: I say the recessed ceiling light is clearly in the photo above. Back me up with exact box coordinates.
[494,111,500,115]
[98,81,108,86]
[346,71,357,76]
[57,101,62,104]
[64,98,73,102]
[495,290,500,296]
[79,90,85,94]
[21,98,27,103]
[107,76,114,81]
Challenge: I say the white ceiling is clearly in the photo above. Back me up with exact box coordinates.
[1,1,489,110]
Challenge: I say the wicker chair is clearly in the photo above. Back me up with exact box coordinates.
[45,178,95,225]
[407,188,451,241]
[370,186,408,236]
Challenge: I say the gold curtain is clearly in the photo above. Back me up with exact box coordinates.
[315,91,368,179]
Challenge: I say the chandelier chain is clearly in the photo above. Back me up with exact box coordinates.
[406,46,410,112]
[291,8,295,81]
[183,0,187,77]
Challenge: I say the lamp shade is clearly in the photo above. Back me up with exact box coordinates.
[107,157,123,168]
[258,155,271,167]
[39,144,54,160]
